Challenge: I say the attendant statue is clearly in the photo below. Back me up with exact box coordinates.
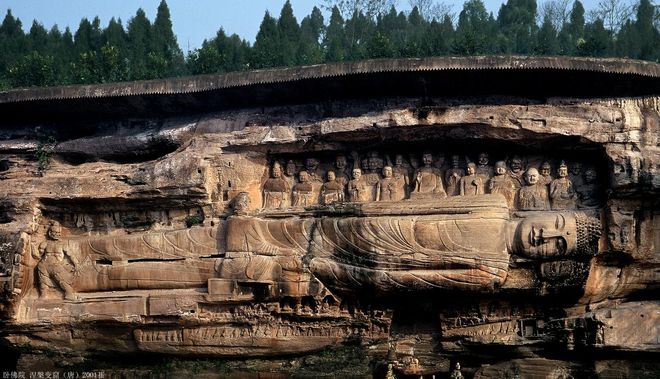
[362,151,383,201]
[34,221,79,300]
[392,154,410,198]
[411,152,446,199]
[476,152,494,179]
[292,171,315,206]
[376,166,404,201]
[577,168,601,209]
[334,155,350,188]
[444,155,465,196]
[262,162,290,208]
[550,161,576,210]
[348,168,369,203]
[517,168,549,210]
[540,161,554,185]
[570,162,584,189]
[321,171,345,204]
[488,161,517,209]
[283,160,298,191]
[305,157,325,202]
[507,156,525,188]
[459,163,485,196]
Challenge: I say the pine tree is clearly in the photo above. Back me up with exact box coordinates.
[535,14,558,54]
[497,0,538,54]
[453,0,491,55]
[633,0,660,60]
[578,18,610,56]
[344,10,374,60]
[28,21,49,53]
[74,18,94,54]
[403,6,426,57]
[127,8,152,80]
[297,7,325,65]
[0,10,28,88]
[324,6,346,62]
[104,18,127,49]
[252,11,280,68]
[152,0,184,77]
[277,0,301,67]
[559,0,585,55]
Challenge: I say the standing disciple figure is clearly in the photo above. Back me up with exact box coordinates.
[445,155,465,196]
[508,156,525,188]
[408,156,420,184]
[334,155,351,188]
[392,154,410,198]
[517,168,550,210]
[459,163,485,196]
[411,153,447,199]
[262,162,290,208]
[489,161,517,209]
[34,222,79,300]
[321,171,345,204]
[348,168,369,202]
[549,161,576,210]
[362,151,383,201]
[577,168,601,209]
[570,162,584,189]
[305,157,325,202]
[283,160,298,193]
[292,171,314,206]
[376,166,404,201]
[540,161,554,185]
[476,152,494,180]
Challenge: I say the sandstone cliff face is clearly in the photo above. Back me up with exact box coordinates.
[0,57,658,377]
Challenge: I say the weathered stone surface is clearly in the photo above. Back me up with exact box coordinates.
[0,57,658,376]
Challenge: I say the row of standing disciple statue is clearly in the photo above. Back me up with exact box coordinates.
[262,152,601,211]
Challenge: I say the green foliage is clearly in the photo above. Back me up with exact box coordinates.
[35,134,56,171]
[185,215,204,228]
[8,51,56,87]
[0,0,659,91]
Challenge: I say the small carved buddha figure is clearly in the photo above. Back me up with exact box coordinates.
[508,156,525,188]
[377,166,404,201]
[412,152,447,199]
[408,156,419,184]
[283,160,298,192]
[476,152,494,180]
[348,168,369,202]
[34,221,79,300]
[445,155,465,196]
[321,171,345,204]
[262,162,290,208]
[577,168,601,209]
[459,162,485,196]
[550,161,576,210]
[305,157,324,183]
[569,162,584,188]
[392,154,410,197]
[489,161,517,208]
[540,161,554,185]
[334,155,350,188]
[292,171,315,206]
[362,151,383,201]
[517,168,549,210]
[305,157,325,203]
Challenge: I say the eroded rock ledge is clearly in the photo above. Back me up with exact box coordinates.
[0,57,658,377]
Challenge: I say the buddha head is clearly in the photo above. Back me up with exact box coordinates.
[515,211,601,259]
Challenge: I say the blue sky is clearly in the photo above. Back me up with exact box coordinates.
[3,0,600,52]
